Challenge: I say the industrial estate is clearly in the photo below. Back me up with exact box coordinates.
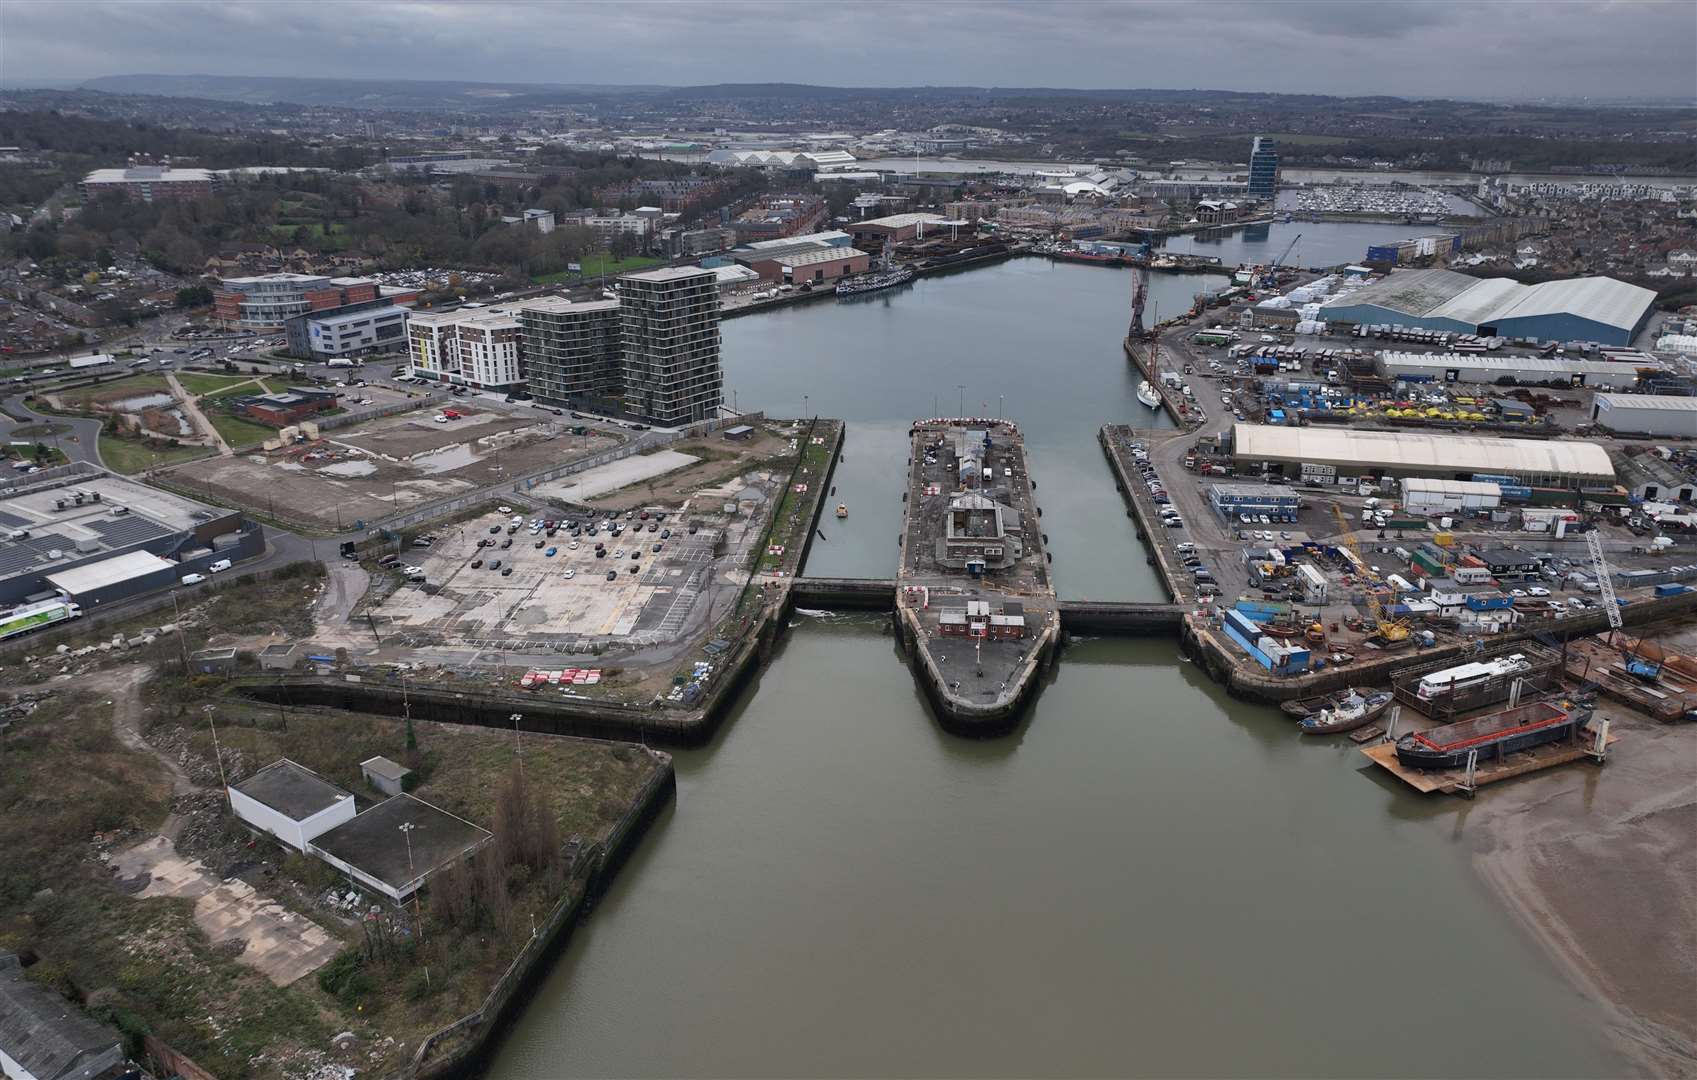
[0,55,1694,1080]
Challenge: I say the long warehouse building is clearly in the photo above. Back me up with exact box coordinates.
[1321,269,1656,346]
[1591,393,1697,438]
[1230,423,1615,487]
[1377,351,1655,389]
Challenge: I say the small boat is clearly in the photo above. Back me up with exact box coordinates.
[1299,690,1393,735]
[835,504,848,518]
[1394,700,1592,769]
[1137,381,1162,409]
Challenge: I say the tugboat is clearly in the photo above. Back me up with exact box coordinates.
[1137,380,1162,409]
[1394,699,1591,769]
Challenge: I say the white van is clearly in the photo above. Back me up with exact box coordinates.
[208,559,232,574]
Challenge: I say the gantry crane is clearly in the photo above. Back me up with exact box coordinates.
[1331,503,1411,644]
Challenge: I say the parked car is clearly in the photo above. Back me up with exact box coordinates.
[563,569,575,579]
[500,538,512,549]
[471,559,483,569]
[501,566,513,577]
[546,547,557,557]
[180,573,206,585]
[208,559,232,573]
[489,559,502,570]
[606,570,618,581]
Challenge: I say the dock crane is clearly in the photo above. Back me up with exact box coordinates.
[1331,503,1412,645]
[1584,528,1661,681]
[1260,232,1303,289]
[1128,265,1152,340]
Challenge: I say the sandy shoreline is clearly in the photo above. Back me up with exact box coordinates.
[1463,710,1697,1078]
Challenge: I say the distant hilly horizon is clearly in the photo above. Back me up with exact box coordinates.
[76,73,1362,110]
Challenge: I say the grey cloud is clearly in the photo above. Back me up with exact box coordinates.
[1,0,1692,99]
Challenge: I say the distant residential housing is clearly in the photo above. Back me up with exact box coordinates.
[731,193,827,243]
[80,164,220,203]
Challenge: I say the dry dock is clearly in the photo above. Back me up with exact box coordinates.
[1360,731,1617,796]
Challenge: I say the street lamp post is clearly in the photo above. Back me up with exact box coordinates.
[399,820,429,986]
[203,704,228,798]
[509,712,524,775]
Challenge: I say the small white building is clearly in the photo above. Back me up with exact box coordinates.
[228,759,356,852]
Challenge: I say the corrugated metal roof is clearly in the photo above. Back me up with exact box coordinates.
[0,954,124,1080]
[781,247,868,267]
[1323,271,1655,334]
[1231,423,1614,480]
[1319,269,1475,317]
[1594,394,1697,412]
[1379,351,1644,376]
[1426,277,1524,325]
[1402,478,1501,496]
[1490,277,1657,332]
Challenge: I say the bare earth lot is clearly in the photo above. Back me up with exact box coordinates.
[168,406,620,527]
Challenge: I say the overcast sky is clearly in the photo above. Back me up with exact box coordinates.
[3,0,1694,101]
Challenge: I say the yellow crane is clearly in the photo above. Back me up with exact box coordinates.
[1331,503,1411,644]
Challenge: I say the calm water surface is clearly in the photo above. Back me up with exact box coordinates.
[482,263,1621,1077]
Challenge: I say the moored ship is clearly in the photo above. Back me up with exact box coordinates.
[835,265,916,296]
[1394,699,1592,770]
[1136,380,1162,409]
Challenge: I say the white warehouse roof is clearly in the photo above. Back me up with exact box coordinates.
[1323,269,1655,335]
[1231,424,1615,481]
[1491,277,1658,334]
[44,550,175,595]
[1592,393,1697,413]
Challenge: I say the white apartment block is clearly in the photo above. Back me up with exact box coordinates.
[407,307,523,389]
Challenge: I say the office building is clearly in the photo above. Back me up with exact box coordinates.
[1248,136,1279,200]
[213,273,379,331]
[517,295,624,408]
[620,268,723,426]
[79,164,220,203]
[407,308,523,390]
[293,303,409,358]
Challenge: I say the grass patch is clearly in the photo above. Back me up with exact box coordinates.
[199,379,265,403]
[759,428,833,572]
[531,253,663,285]
[176,372,251,396]
[98,435,214,475]
[207,413,278,448]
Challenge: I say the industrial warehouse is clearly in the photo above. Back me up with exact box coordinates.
[1319,268,1658,346]
[1591,393,1697,438]
[1376,351,1651,389]
[1229,423,1616,487]
[0,466,257,609]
